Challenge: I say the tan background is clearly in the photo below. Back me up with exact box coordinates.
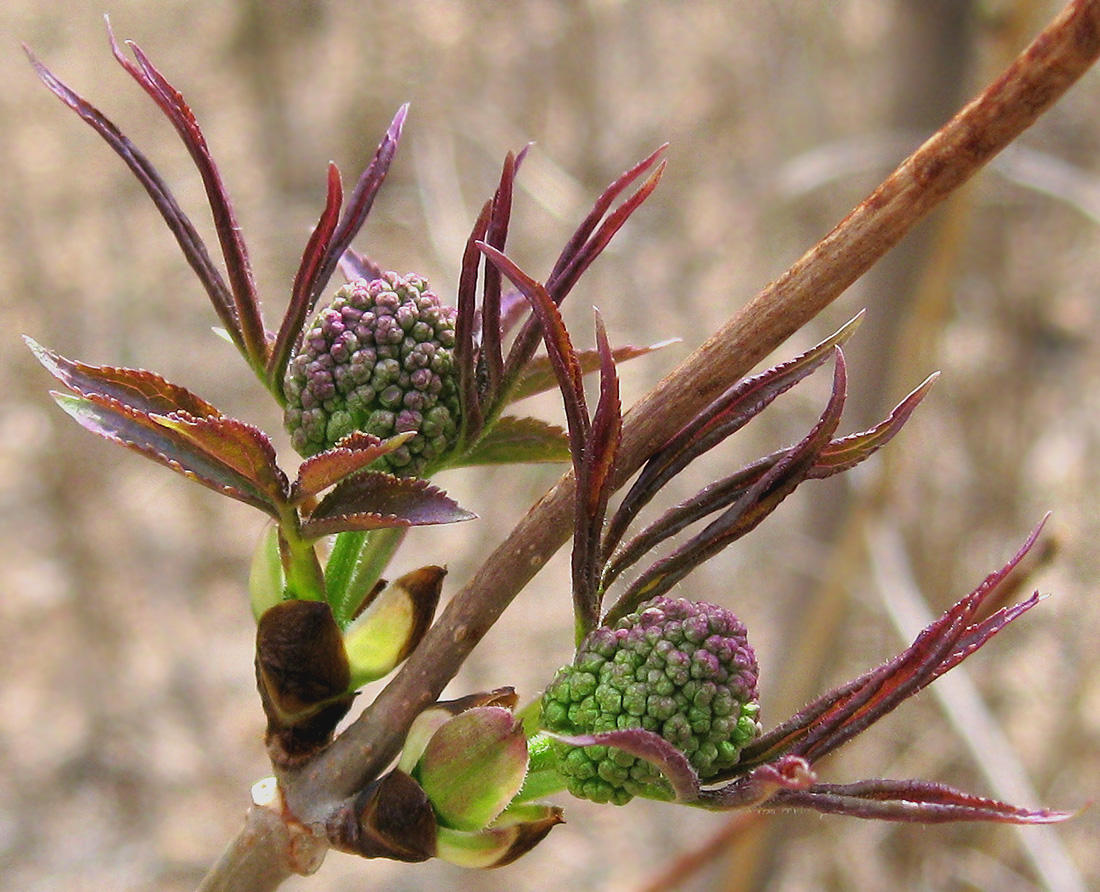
[2,2,1099,890]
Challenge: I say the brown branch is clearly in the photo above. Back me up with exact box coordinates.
[282,0,1100,823]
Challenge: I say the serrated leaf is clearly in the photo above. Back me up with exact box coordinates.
[291,431,414,502]
[765,778,1070,824]
[509,339,679,404]
[52,392,282,518]
[602,314,862,561]
[479,243,589,468]
[454,416,571,467]
[735,520,1049,775]
[604,351,847,623]
[301,473,476,539]
[155,412,287,507]
[27,337,220,417]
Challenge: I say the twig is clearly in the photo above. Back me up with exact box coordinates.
[287,0,1100,814]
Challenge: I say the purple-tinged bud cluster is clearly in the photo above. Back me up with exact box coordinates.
[542,596,761,805]
[284,273,460,475]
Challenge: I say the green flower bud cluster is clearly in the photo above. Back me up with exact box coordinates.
[542,596,762,805]
[284,272,460,475]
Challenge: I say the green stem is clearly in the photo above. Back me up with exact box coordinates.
[324,530,367,613]
[277,519,325,602]
[515,732,568,802]
[329,527,407,628]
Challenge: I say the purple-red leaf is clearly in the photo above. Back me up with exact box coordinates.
[549,728,701,803]
[603,373,937,588]
[499,147,666,405]
[23,44,242,352]
[31,340,287,516]
[52,393,283,518]
[27,338,220,417]
[312,105,408,313]
[479,244,589,466]
[291,432,413,503]
[452,417,570,467]
[603,315,861,562]
[107,23,267,367]
[338,248,386,283]
[508,339,679,404]
[455,200,493,446]
[736,520,1049,773]
[604,352,848,624]
[546,145,668,298]
[270,162,344,399]
[155,412,288,506]
[695,756,817,810]
[765,778,1069,824]
[809,372,937,478]
[573,312,622,635]
[480,151,523,406]
[302,473,476,539]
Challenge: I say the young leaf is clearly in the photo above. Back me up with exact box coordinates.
[478,244,590,462]
[155,413,288,508]
[602,373,937,590]
[291,432,414,503]
[498,147,667,402]
[734,519,1049,774]
[302,473,476,539]
[508,340,679,404]
[548,728,700,803]
[603,351,848,623]
[52,393,283,519]
[23,45,243,353]
[338,247,386,284]
[269,162,343,400]
[765,778,1069,824]
[107,23,267,367]
[27,337,220,417]
[453,416,570,467]
[602,314,861,561]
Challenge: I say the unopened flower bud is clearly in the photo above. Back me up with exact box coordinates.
[284,273,460,475]
[542,596,762,804]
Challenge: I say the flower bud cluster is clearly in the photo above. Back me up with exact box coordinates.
[543,596,762,804]
[284,273,460,475]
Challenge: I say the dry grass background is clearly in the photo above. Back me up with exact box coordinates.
[2,1,1099,890]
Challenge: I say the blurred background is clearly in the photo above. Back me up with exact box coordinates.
[2,1,1099,890]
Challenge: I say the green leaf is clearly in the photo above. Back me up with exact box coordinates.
[455,416,571,467]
